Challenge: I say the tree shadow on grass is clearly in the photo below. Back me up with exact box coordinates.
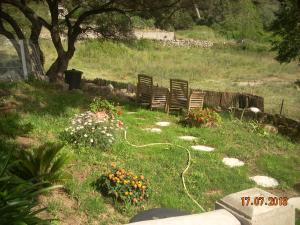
[2,80,91,117]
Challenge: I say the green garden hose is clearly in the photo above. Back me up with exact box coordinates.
[123,129,206,212]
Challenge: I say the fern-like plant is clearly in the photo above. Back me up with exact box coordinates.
[0,155,61,225]
[10,143,68,185]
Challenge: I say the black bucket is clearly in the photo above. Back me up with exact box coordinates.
[64,69,82,90]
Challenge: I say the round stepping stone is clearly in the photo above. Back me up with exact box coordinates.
[155,122,171,127]
[191,145,215,152]
[249,176,279,188]
[222,157,245,168]
[249,107,261,113]
[178,136,198,141]
[143,128,162,133]
[288,197,300,210]
[127,112,137,115]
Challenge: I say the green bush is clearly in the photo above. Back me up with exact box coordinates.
[215,0,264,40]
[62,111,124,150]
[159,10,194,30]
[183,108,221,128]
[131,16,155,29]
[10,143,68,185]
[89,97,117,115]
[96,167,150,206]
[0,155,59,225]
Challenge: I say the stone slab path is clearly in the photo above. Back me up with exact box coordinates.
[249,176,279,188]
[191,145,215,152]
[155,122,171,127]
[178,136,198,141]
[222,157,245,168]
[143,128,162,133]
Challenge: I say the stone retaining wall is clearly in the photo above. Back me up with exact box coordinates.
[233,108,300,142]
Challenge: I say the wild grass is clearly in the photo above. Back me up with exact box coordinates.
[1,81,299,224]
[40,35,300,121]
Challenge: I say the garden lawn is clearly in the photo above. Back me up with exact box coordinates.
[0,81,299,225]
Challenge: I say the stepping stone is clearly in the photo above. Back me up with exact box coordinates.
[249,107,261,113]
[127,112,137,115]
[155,121,171,127]
[178,136,198,141]
[143,128,162,133]
[222,157,245,168]
[249,176,279,188]
[191,145,215,152]
[288,197,300,210]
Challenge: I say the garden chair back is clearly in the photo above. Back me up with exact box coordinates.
[188,90,205,111]
[167,79,189,113]
[150,86,169,111]
[136,74,153,106]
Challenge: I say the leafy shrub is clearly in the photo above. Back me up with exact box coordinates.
[89,97,120,116]
[97,167,150,206]
[10,143,68,185]
[0,155,59,224]
[183,108,221,128]
[131,16,155,29]
[158,10,194,30]
[63,111,123,150]
[214,0,264,40]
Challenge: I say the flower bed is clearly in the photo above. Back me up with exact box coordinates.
[183,108,221,128]
[97,167,150,206]
[63,111,123,150]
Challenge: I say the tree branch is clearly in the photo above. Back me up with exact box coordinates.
[2,0,52,30]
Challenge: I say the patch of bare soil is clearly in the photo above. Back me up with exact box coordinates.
[38,188,88,225]
[16,136,40,148]
[204,189,223,197]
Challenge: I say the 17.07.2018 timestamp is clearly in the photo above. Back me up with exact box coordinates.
[241,196,288,206]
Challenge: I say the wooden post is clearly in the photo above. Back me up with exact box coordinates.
[19,40,28,80]
[280,99,284,115]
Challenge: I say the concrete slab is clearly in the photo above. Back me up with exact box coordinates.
[249,176,278,188]
[178,136,198,141]
[127,209,240,225]
[155,121,171,127]
[191,145,215,152]
[143,128,162,133]
[222,157,245,168]
[289,197,300,210]
[215,188,295,225]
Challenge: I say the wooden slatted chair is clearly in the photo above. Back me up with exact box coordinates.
[167,79,189,113]
[150,86,169,111]
[188,90,205,111]
[136,74,153,106]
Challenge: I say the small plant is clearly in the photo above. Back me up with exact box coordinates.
[183,108,222,128]
[247,121,269,137]
[10,143,68,185]
[63,111,123,150]
[0,155,60,224]
[89,97,116,115]
[96,166,150,206]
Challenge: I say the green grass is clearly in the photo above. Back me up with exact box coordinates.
[1,81,299,224]
[39,35,300,121]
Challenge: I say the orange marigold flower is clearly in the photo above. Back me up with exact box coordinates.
[140,175,144,180]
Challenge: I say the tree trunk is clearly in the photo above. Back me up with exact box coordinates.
[46,54,70,82]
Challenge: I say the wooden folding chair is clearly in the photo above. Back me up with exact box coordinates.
[188,90,205,111]
[150,86,169,111]
[136,74,153,106]
[167,79,189,113]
